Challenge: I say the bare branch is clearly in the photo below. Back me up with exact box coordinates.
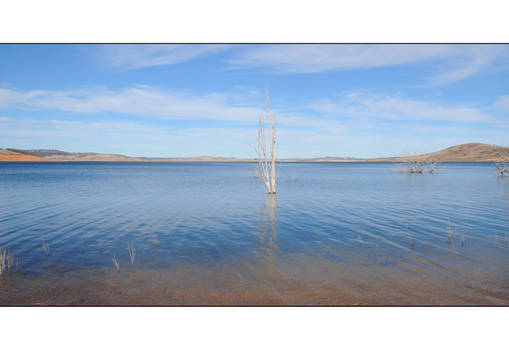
[256,88,278,193]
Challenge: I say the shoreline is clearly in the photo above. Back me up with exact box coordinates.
[2,142,508,162]
[0,159,504,163]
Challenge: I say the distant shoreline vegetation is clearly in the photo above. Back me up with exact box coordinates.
[1,142,509,162]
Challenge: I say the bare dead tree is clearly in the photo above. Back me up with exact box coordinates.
[428,161,438,174]
[402,158,439,174]
[402,159,426,174]
[406,160,425,174]
[256,88,278,194]
[494,160,509,176]
[427,159,440,174]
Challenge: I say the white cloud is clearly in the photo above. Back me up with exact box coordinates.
[98,44,230,70]
[229,44,450,72]
[228,44,509,85]
[2,85,507,157]
[493,95,509,110]
[426,45,507,86]
[2,113,507,158]
[0,86,260,122]
[0,117,258,157]
[0,86,351,132]
[311,92,499,123]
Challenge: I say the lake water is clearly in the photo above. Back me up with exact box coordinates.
[0,162,508,305]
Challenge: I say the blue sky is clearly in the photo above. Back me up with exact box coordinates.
[0,44,508,158]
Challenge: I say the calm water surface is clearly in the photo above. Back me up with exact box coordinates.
[0,162,508,304]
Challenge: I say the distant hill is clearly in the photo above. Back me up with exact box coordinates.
[2,149,255,162]
[282,157,364,162]
[0,148,49,161]
[5,148,143,162]
[7,149,72,157]
[371,143,509,162]
[1,143,508,162]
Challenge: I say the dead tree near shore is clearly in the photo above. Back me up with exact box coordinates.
[428,160,439,174]
[402,159,439,174]
[405,160,425,174]
[256,88,278,194]
[494,160,509,176]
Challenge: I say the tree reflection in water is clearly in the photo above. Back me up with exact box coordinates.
[256,194,280,260]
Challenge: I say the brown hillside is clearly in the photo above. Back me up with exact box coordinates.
[0,149,50,161]
[44,153,144,161]
[371,143,509,162]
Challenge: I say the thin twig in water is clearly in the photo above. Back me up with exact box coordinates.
[128,241,136,265]
[461,235,466,247]
[7,255,14,272]
[42,241,51,257]
[112,255,120,272]
[250,169,261,179]
[150,232,160,247]
[0,248,6,275]
[447,221,453,244]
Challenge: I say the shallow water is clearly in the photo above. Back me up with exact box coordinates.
[0,162,508,305]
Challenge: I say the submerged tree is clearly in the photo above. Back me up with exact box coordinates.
[402,158,439,174]
[405,160,425,174]
[256,88,278,194]
[494,160,509,176]
[428,160,439,174]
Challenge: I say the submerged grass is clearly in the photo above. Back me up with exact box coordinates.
[128,241,136,265]
[0,249,21,274]
[112,255,120,272]
[0,248,6,275]
[447,221,453,244]
[7,255,14,272]
[42,241,51,257]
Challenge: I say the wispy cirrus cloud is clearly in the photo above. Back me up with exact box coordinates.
[1,86,506,129]
[0,117,259,157]
[310,92,501,123]
[228,44,450,72]
[493,95,509,110]
[2,116,506,158]
[425,45,508,86]
[0,85,348,132]
[0,85,259,122]
[227,44,509,85]
[97,44,230,70]
[2,85,507,157]
[92,44,509,85]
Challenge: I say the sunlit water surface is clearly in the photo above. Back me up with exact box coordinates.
[0,162,508,305]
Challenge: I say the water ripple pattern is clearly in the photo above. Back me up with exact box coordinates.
[0,161,508,303]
